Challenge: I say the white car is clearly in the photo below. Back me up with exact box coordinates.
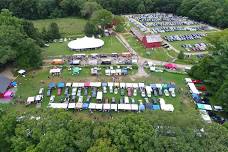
[114,88,118,94]
[71,88,77,96]
[78,96,83,103]
[50,95,55,103]
[170,90,176,97]
[109,86,113,93]
[133,89,137,96]
[164,89,170,97]
[144,98,149,103]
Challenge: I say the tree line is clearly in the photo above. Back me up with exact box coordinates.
[0,0,227,28]
[0,107,227,152]
[189,30,228,113]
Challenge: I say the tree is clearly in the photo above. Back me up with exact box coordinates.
[177,51,184,59]
[47,22,61,40]
[84,21,100,37]
[91,9,113,29]
[81,1,102,18]
[113,15,126,32]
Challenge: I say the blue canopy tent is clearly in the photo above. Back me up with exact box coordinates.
[168,83,176,89]
[139,104,145,112]
[121,68,128,75]
[57,82,65,88]
[197,103,205,110]
[82,103,89,109]
[152,105,160,110]
[192,93,201,103]
[10,81,17,87]
[102,82,108,87]
[48,82,56,89]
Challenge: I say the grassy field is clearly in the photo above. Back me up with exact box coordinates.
[32,17,87,37]
[123,33,173,62]
[42,36,127,57]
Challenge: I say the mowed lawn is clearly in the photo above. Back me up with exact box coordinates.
[32,17,87,37]
[123,33,172,62]
[42,36,127,57]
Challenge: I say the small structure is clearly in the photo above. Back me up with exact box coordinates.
[72,67,81,75]
[0,75,11,98]
[50,68,61,76]
[52,59,64,65]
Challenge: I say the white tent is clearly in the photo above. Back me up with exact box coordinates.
[89,103,96,109]
[131,104,139,111]
[132,83,138,88]
[49,68,61,74]
[66,83,72,87]
[214,106,223,111]
[95,104,103,110]
[71,60,80,65]
[68,36,104,50]
[48,103,68,109]
[138,83,145,88]
[120,83,126,88]
[114,83,119,87]
[68,103,76,109]
[156,84,162,89]
[103,104,111,110]
[108,82,114,87]
[72,83,79,88]
[110,104,118,111]
[187,83,200,94]
[118,104,126,110]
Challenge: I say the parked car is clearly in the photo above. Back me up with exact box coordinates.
[71,95,76,102]
[192,80,203,84]
[141,88,146,97]
[110,86,113,93]
[131,98,135,103]
[127,88,132,97]
[133,89,137,96]
[78,96,83,103]
[92,87,97,97]
[164,89,170,97]
[144,98,149,103]
[170,90,176,97]
[112,97,115,103]
[86,96,91,103]
[47,89,51,97]
[64,87,69,96]
[120,97,124,103]
[151,98,159,104]
[153,89,158,96]
[72,88,77,96]
[77,88,82,96]
[158,89,162,96]
[114,87,118,94]
[84,88,88,96]
[50,95,55,103]
[39,88,44,95]
[103,86,107,94]
[121,88,125,96]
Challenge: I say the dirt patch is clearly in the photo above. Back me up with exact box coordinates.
[0,67,16,80]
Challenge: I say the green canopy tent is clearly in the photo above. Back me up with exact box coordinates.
[72,67,81,75]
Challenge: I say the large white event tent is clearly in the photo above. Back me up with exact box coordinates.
[68,36,104,50]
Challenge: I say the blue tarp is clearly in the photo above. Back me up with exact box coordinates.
[83,103,89,109]
[57,82,65,88]
[152,105,160,110]
[102,82,108,87]
[10,81,17,87]
[48,82,56,89]
[192,93,201,103]
[139,104,145,111]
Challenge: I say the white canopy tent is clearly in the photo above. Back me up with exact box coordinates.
[66,83,72,87]
[138,83,145,88]
[88,103,96,109]
[110,104,118,111]
[131,104,139,111]
[96,91,103,100]
[48,103,68,109]
[27,97,35,104]
[126,83,134,88]
[103,104,111,110]
[95,104,103,110]
[68,103,76,109]
[120,83,126,88]
[132,83,138,88]
[68,36,104,50]
[108,82,114,87]
[49,68,61,74]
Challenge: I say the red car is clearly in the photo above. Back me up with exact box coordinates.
[57,88,62,96]
[192,80,203,84]
[127,88,132,97]
[198,86,207,91]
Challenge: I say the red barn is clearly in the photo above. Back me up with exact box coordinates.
[131,27,162,48]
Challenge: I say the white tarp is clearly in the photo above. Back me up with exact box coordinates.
[187,83,200,94]
[162,104,174,112]
[116,69,122,74]
[118,104,131,110]
[48,103,68,109]
[111,70,116,74]
[68,103,76,109]
[91,82,101,87]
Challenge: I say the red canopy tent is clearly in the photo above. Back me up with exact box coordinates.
[84,82,91,87]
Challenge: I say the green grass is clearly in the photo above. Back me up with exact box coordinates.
[123,33,172,62]
[32,17,87,37]
[42,36,127,57]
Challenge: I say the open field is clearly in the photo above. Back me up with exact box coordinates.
[32,17,87,37]
[42,36,127,57]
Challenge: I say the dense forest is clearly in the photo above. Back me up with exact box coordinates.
[0,0,227,28]
[0,106,228,152]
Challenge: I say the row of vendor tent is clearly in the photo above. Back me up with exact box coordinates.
[48,102,161,111]
[105,69,128,76]
[48,82,176,89]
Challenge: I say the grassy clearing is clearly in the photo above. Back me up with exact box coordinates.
[32,17,87,37]
[123,33,172,62]
[42,36,127,57]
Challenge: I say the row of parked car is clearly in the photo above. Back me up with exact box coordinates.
[164,33,207,42]
[182,43,208,51]
[152,26,210,33]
